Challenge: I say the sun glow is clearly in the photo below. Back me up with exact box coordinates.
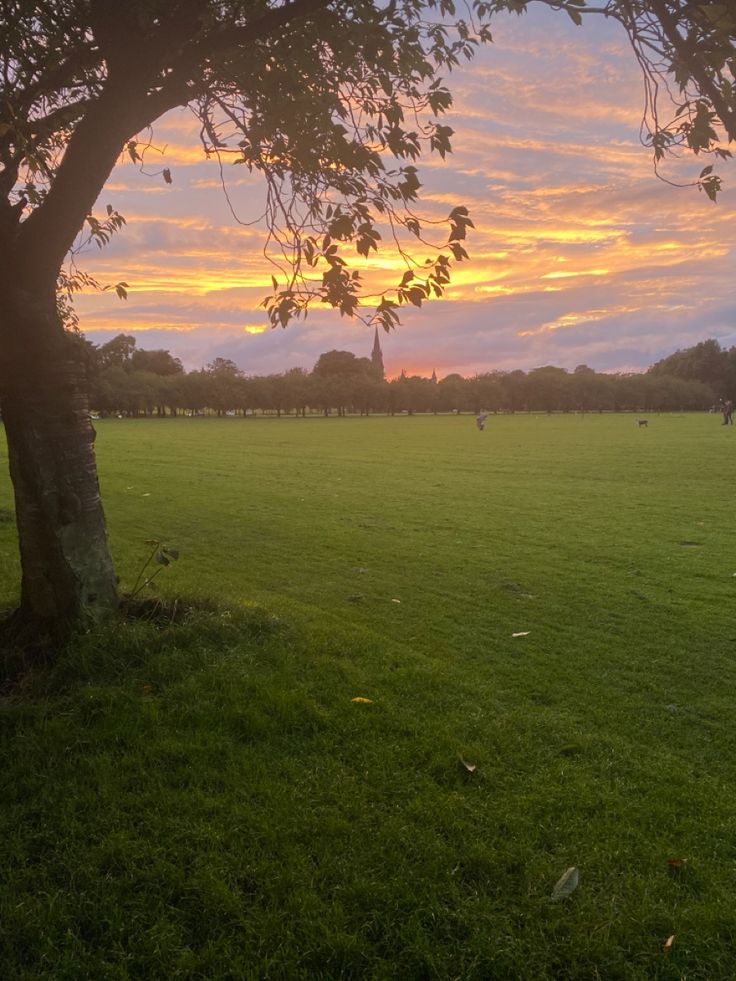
[73,7,736,375]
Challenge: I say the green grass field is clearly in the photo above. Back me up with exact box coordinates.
[2,413,736,978]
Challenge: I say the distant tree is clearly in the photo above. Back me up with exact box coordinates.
[157,372,188,416]
[97,333,137,370]
[177,370,208,416]
[280,368,312,416]
[571,364,598,411]
[611,372,647,412]
[723,347,736,402]
[312,351,373,379]
[203,358,244,415]
[648,339,728,392]
[642,373,714,410]
[129,348,184,376]
[527,366,573,412]
[468,373,503,414]
[389,373,436,414]
[311,350,377,414]
[1,0,734,645]
[238,376,268,416]
[433,373,470,413]
[93,365,129,416]
[498,370,528,413]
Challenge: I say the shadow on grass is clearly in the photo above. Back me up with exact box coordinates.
[0,596,283,695]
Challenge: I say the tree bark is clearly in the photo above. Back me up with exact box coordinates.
[1,281,118,640]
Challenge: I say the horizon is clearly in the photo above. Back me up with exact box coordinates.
[89,329,724,381]
[74,6,736,378]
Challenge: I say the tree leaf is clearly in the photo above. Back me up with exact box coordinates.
[551,867,579,901]
[663,935,675,952]
[512,631,530,637]
[459,756,477,774]
[351,696,373,704]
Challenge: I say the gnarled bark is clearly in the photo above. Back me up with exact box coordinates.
[1,282,118,641]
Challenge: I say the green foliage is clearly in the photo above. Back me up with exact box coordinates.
[610,1,735,197]
[83,334,724,417]
[1,0,733,335]
[128,540,180,597]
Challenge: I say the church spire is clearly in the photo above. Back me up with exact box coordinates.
[371,327,385,380]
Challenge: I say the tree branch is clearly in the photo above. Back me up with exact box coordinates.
[17,44,103,114]
[646,0,736,141]
[184,0,333,69]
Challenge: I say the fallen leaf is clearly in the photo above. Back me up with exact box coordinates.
[391,598,401,603]
[142,492,151,497]
[551,867,579,901]
[512,631,530,638]
[667,858,688,869]
[459,756,477,774]
[142,684,156,696]
[351,697,373,704]
[663,935,675,952]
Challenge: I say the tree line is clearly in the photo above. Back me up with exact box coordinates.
[3,0,734,642]
[84,334,731,417]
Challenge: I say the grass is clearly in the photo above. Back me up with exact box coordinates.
[1,413,736,978]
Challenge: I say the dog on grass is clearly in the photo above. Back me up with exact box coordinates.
[637,419,648,427]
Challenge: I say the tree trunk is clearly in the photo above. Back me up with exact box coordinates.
[1,285,118,641]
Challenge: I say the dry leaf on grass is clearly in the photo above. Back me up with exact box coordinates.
[663,935,675,952]
[512,631,530,638]
[667,858,688,869]
[551,867,579,901]
[351,697,373,704]
[459,756,477,774]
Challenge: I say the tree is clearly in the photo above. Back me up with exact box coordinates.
[499,370,528,413]
[203,358,244,415]
[129,348,184,377]
[312,351,374,379]
[436,373,472,413]
[97,333,137,370]
[468,373,503,414]
[648,338,728,391]
[0,1,734,647]
[279,368,312,416]
[312,350,376,414]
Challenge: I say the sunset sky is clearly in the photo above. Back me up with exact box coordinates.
[75,5,736,379]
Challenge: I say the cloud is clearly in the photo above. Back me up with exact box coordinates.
[74,4,735,378]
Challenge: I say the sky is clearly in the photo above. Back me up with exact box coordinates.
[74,5,736,379]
